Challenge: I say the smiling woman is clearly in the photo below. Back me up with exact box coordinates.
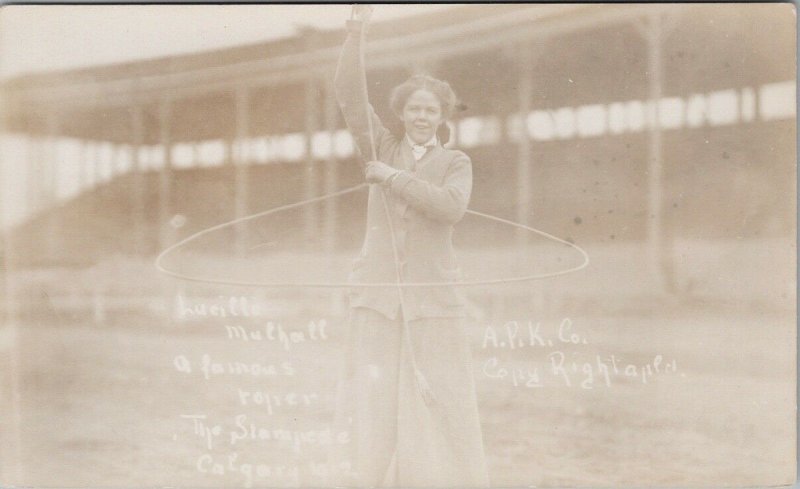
[328,5,489,487]
[389,75,458,145]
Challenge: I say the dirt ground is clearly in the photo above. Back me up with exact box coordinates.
[3,296,794,488]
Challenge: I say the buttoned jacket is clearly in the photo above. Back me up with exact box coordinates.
[334,21,472,321]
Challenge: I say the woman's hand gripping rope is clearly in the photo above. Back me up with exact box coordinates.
[365,160,399,185]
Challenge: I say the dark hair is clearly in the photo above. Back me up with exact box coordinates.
[389,74,459,120]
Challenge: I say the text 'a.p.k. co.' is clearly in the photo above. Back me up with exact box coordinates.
[479,318,683,388]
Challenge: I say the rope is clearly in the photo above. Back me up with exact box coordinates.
[353,9,436,405]
[154,183,368,285]
[154,188,590,288]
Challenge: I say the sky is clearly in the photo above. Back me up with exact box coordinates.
[0,4,451,80]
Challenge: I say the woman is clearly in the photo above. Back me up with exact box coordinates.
[330,5,489,487]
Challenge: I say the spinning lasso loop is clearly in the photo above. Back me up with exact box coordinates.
[153,188,591,288]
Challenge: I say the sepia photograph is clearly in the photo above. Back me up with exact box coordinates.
[0,3,796,488]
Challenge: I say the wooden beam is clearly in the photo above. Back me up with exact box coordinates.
[408,58,439,77]
[9,5,690,116]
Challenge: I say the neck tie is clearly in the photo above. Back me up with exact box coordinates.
[411,144,428,161]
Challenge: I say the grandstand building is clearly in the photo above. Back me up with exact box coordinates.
[1,3,795,292]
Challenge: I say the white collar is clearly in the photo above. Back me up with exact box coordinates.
[406,133,438,149]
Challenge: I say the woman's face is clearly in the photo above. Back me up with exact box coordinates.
[400,89,444,144]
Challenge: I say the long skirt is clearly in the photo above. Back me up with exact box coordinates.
[329,306,489,487]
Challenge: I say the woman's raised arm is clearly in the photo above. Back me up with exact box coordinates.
[333,10,391,162]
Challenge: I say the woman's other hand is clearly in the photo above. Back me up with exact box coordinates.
[365,160,398,185]
[352,5,374,24]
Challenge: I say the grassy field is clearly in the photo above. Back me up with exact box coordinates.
[3,297,794,488]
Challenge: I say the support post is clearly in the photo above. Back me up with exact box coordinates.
[131,105,146,255]
[25,130,40,217]
[323,78,339,253]
[234,87,250,256]
[158,98,174,249]
[304,74,319,246]
[634,12,678,294]
[83,139,95,191]
[44,113,61,261]
[516,45,533,248]
[77,138,87,192]
[44,113,60,202]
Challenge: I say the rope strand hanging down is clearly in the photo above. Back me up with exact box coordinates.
[353,7,437,405]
